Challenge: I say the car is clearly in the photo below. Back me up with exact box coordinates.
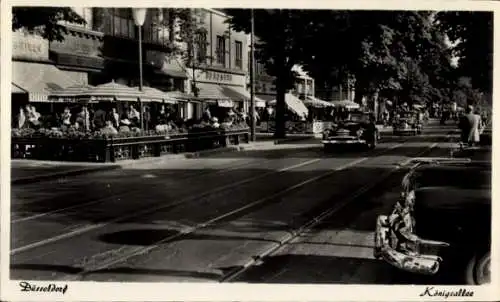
[373,152,491,284]
[393,112,422,135]
[322,112,379,151]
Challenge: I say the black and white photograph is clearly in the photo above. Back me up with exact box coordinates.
[1,1,497,301]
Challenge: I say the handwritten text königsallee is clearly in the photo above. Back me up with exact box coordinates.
[420,286,474,298]
[19,281,68,294]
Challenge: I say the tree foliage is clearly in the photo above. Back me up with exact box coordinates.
[225,9,317,138]
[12,7,86,41]
[437,11,493,93]
[300,10,459,116]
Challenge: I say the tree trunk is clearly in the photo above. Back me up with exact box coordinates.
[353,79,364,105]
[274,77,287,139]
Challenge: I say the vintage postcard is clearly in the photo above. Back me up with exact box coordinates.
[1,0,498,301]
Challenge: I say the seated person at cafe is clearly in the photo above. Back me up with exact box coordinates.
[61,107,72,127]
[101,120,118,135]
[127,105,141,127]
[119,117,132,133]
[93,107,107,129]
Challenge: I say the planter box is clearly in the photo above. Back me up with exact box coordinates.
[11,128,250,163]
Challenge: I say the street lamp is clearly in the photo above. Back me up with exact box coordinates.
[249,9,256,142]
[132,8,147,131]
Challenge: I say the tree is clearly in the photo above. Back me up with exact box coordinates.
[12,7,86,41]
[225,9,317,138]
[437,11,493,93]
[160,8,209,96]
[300,11,438,117]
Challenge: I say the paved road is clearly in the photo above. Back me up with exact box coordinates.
[10,122,460,283]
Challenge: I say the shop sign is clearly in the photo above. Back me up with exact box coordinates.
[12,32,49,61]
[204,71,233,84]
[50,32,102,57]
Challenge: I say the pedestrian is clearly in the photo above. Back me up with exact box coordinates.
[459,105,480,146]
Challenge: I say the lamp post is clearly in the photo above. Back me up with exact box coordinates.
[132,8,147,131]
[249,9,256,142]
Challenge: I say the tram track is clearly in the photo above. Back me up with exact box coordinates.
[11,130,457,283]
[11,137,409,258]
[72,133,453,282]
[11,147,330,224]
[12,138,423,281]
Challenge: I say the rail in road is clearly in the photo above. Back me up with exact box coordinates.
[10,124,459,282]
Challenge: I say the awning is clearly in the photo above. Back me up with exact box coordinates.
[220,85,266,107]
[195,83,231,101]
[270,93,308,117]
[165,91,198,102]
[154,69,188,79]
[304,96,334,108]
[331,100,360,109]
[12,61,86,102]
[49,84,97,103]
[12,83,27,93]
[82,81,144,102]
[133,86,177,104]
[217,100,234,108]
[256,94,275,103]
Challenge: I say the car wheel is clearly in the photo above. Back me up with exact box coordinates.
[465,251,491,285]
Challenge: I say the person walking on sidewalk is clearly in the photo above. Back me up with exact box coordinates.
[459,105,481,146]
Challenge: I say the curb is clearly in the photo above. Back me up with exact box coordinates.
[11,145,248,185]
[11,165,122,185]
[11,137,324,185]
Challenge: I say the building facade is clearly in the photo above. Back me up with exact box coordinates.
[11,7,253,120]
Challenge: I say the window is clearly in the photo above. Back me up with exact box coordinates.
[92,8,136,40]
[216,35,226,66]
[197,32,207,64]
[145,9,168,46]
[235,41,243,69]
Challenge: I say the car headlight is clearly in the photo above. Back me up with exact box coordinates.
[356,129,364,137]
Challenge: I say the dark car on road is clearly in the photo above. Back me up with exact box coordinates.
[393,111,422,136]
[322,112,379,151]
[374,151,491,284]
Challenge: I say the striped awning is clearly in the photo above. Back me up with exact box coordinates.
[220,86,267,107]
[133,86,177,104]
[269,93,309,117]
[49,84,97,103]
[12,61,86,102]
[304,96,334,108]
[82,81,144,102]
[195,83,231,101]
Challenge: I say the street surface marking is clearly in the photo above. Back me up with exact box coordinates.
[61,142,407,277]
[220,138,447,282]
[11,157,322,255]
[12,150,317,224]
